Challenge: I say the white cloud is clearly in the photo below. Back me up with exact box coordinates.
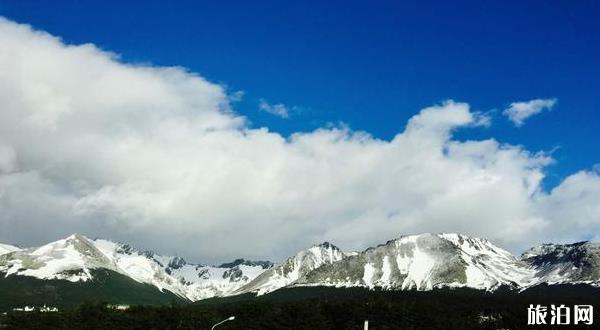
[228,90,245,103]
[259,99,290,118]
[503,98,557,126]
[0,18,598,263]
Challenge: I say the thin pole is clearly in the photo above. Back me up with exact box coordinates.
[211,316,235,330]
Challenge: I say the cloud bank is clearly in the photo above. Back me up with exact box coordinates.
[0,18,598,262]
[503,98,557,126]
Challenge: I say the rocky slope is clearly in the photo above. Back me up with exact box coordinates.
[521,241,600,285]
[236,242,353,295]
[2,233,600,303]
[296,233,537,291]
[0,234,272,301]
[0,243,20,255]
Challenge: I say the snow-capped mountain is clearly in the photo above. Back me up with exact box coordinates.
[236,242,353,295]
[0,234,117,282]
[296,233,537,291]
[521,241,600,285]
[2,232,600,305]
[0,234,272,301]
[0,243,20,255]
[92,238,272,300]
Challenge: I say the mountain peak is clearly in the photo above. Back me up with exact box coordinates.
[0,233,115,282]
[520,241,600,284]
[390,233,491,244]
[521,241,590,259]
[167,256,187,269]
[235,241,350,295]
[0,243,21,255]
[218,258,246,268]
[218,258,273,269]
[299,231,532,291]
[313,241,339,250]
[58,233,94,244]
[3,233,600,304]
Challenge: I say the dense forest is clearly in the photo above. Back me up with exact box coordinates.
[1,285,599,329]
[0,269,186,310]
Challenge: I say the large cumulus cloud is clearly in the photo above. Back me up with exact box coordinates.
[0,18,598,262]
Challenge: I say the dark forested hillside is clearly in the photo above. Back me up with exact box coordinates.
[2,285,600,329]
[0,269,186,311]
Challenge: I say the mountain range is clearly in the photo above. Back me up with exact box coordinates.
[1,233,599,308]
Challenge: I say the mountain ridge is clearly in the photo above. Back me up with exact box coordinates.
[234,241,354,295]
[0,234,272,301]
[2,232,600,305]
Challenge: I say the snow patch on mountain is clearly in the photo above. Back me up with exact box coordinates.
[3,233,600,300]
[237,242,350,295]
[521,241,600,285]
[92,238,273,300]
[0,234,272,301]
[440,233,537,289]
[0,234,116,282]
[298,233,537,291]
[0,243,20,255]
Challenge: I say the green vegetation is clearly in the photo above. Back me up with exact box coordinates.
[0,269,186,311]
[1,285,600,329]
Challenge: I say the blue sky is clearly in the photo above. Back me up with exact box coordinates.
[2,1,598,188]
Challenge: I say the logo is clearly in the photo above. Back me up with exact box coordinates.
[527,304,593,325]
